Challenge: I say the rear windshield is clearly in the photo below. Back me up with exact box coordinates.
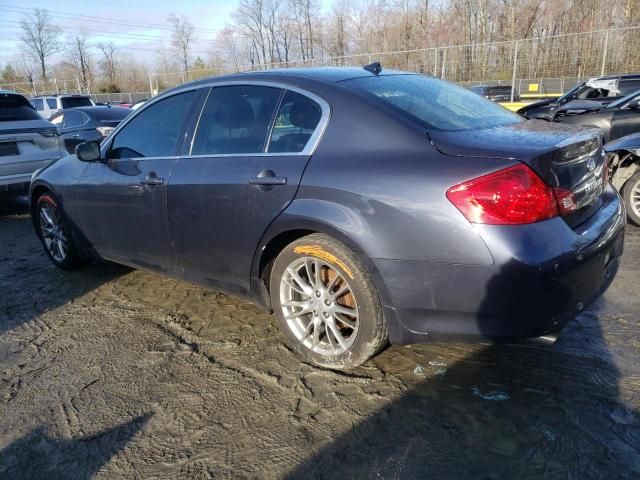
[0,94,42,121]
[344,74,521,132]
[61,97,93,109]
[90,107,130,121]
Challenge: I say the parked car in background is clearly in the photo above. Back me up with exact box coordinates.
[553,89,640,142]
[605,132,640,225]
[518,74,640,120]
[107,101,133,108]
[29,94,95,119]
[469,84,520,102]
[49,106,131,154]
[30,67,623,369]
[0,91,63,196]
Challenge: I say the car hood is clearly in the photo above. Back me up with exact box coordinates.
[429,120,594,161]
[555,99,608,114]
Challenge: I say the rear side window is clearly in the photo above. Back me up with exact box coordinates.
[61,97,92,109]
[344,74,521,132]
[268,91,322,153]
[0,94,41,121]
[46,98,57,109]
[108,90,197,159]
[31,98,44,111]
[192,85,282,155]
[63,111,83,128]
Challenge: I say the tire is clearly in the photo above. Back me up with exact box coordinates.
[622,171,640,227]
[35,193,87,270]
[270,233,387,369]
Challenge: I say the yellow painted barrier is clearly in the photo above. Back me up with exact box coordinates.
[500,102,530,112]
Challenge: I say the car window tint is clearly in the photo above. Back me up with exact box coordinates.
[268,91,322,153]
[344,74,521,132]
[192,85,282,155]
[0,94,42,121]
[46,98,57,108]
[61,97,93,109]
[64,111,82,128]
[108,90,197,159]
[619,80,640,95]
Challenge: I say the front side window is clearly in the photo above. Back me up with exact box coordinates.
[46,98,57,109]
[191,85,282,155]
[268,91,322,153]
[343,74,522,132]
[109,90,197,159]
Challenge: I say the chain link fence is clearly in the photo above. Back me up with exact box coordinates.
[3,26,640,102]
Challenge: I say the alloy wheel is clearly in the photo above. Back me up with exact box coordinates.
[38,201,68,263]
[279,256,359,356]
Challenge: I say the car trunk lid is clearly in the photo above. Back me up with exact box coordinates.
[429,120,607,227]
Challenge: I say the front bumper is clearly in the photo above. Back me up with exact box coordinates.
[378,185,625,344]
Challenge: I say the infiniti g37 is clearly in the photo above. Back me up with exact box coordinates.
[30,67,624,369]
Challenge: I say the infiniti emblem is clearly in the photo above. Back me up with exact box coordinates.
[587,157,596,172]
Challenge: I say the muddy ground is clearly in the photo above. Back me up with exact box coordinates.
[0,197,639,479]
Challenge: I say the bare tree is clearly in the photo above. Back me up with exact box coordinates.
[168,13,196,74]
[97,42,118,86]
[65,32,92,91]
[20,8,61,81]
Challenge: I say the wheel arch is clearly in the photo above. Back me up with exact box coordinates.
[251,213,395,308]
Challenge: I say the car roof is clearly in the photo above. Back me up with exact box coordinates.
[30,94,92,99]
[176,66,417,91]
[52,106,129,115]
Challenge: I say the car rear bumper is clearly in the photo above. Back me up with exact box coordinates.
[378,185,625,344]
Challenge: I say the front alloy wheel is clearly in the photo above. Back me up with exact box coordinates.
[271,234,388,369]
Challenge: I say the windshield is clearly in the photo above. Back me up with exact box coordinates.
[606,89,640,109]
[344,74,522,132]
[61,97,93,109]
[0,94,42,121]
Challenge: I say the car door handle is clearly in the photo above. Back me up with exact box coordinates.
[249,170,287,186]
[140,176,164,185]
[71,133,80,138]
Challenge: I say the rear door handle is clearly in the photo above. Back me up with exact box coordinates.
[249,170,287,186]
[140,176,164,185]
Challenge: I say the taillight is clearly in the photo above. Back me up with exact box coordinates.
[446,164,576,225]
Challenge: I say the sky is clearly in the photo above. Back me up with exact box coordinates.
[0,0,246,67]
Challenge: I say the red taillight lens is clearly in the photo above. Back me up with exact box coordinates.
[446,164,561,225]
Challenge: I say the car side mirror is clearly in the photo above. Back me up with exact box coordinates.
[75,141,101,162]
[629,99,640,110]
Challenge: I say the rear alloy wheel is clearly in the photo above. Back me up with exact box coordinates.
[622,171,640,226]
[36,194,85,269]
[270,234,387,369]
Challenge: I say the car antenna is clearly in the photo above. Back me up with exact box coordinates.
[363,61,382,75]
